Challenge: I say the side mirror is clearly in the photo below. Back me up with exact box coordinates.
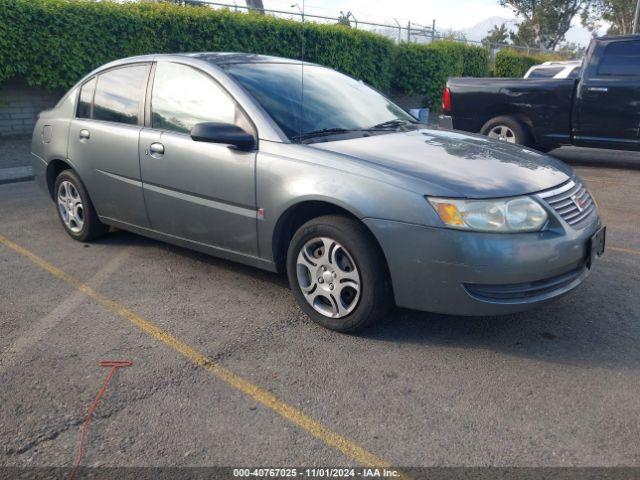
[190,122,256,150]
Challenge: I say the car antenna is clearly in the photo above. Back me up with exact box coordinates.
[299,0,305,142]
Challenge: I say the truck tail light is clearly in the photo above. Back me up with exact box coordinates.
[442,87,451,113]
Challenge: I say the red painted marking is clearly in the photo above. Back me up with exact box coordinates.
[69,360,133,480]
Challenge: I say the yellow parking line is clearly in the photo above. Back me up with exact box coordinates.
[0,233,404,475]
[609,245,640,256]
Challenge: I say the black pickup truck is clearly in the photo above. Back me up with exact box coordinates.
[440,35,640,152]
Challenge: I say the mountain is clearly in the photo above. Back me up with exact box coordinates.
[459,16,518,41]
[458,15,594,47]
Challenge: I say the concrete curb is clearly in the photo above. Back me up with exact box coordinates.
[0,166,34,185]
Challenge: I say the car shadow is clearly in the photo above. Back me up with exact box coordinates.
[94,230,640,372]
[547,146,640,170]
[363,294,640,371]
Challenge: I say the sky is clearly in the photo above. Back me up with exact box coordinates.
[263,0,516,30]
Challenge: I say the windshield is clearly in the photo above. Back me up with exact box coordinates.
[224,63,416,141]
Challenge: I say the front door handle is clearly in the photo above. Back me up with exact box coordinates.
[149,142,164,157]
[79,129,90,140]
[586,86,608,93]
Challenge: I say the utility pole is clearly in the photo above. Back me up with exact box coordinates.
[634,0,640,34]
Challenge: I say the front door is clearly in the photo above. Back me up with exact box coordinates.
[68,64,151,227]
[574,38,640,150]
[140,61,258,256]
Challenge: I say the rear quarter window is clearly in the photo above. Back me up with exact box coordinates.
[77,77,96,119]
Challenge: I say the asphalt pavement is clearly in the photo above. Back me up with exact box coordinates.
[0,142,639,475]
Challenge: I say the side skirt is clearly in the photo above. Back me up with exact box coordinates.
[100,216,278,273]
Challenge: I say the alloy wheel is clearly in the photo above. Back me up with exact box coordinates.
[295,236,361,318]
[57,180,84,233]
[488,125,516,143]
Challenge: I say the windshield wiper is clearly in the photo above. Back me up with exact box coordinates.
[369,119,418,130]
[292,127,357,141]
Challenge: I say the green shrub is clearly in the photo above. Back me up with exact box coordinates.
[0,0,395,91]
[391,41,488,109]
[0,0,490,107]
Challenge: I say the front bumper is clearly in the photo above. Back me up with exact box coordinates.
[364,215,602,316]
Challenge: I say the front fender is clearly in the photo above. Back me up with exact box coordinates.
[256,146,440,263]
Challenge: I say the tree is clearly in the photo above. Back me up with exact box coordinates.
[558,41,588,57]
[337,11,352,27]
[482,23,510,45]
[582,0,635,35]
[499,0,590,50]
[440,29,468,41]
[509,19,539,47]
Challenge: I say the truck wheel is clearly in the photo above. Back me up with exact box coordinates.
[286,215,392,333]
[481,116,530,146]
[54,170,108,242]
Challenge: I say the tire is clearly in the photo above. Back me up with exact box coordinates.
[54,170,108,242]
[286,214,392,332]
[480,115,531,146]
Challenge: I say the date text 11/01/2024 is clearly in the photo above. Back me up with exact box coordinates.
[232,468,402,478]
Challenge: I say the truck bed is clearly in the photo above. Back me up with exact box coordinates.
[446,77,577,148]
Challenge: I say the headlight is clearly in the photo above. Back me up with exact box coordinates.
[427,196,548,232]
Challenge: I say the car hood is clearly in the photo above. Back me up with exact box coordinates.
[310,128,572,198]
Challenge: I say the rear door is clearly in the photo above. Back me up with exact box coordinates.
[139,61,258,256]
[574,38,640,150]
[68,64,151,227]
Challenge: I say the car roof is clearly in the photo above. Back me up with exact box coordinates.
[539,60,581,66]
[597,34,640,42]
[182,52,307,65]
[99,52,314,72]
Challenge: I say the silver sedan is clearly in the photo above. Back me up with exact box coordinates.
[31,53,605,332]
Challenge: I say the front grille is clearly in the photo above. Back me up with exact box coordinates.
[537,179,595,228]
[465,265,587,302]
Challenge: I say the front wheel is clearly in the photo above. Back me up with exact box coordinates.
[286,215,392,332]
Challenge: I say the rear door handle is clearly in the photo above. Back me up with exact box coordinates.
[79,129,90,140]
[149,142,164,157]
[586,87,608,93]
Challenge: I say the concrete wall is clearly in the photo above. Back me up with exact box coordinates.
[0,80,63,137]
[0,79,426,138]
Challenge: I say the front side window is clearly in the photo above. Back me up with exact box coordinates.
[93,65,149,125]
[225,63,415,141]
[151,62,239,134]
[598,40,640,76]
[77,77,96,119]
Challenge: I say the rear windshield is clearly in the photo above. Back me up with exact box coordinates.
[527,67,563,78]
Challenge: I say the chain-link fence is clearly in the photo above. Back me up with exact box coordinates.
[177,0,550,56]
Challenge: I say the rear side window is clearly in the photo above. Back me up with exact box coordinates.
[151,62,240,134]
[77,77,96,118]
[598,40,640,76]
[93,65,149,125]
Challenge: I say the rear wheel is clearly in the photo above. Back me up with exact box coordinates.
[481,116,530,146]
[286,215,392,332]
[54,170,107,242]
